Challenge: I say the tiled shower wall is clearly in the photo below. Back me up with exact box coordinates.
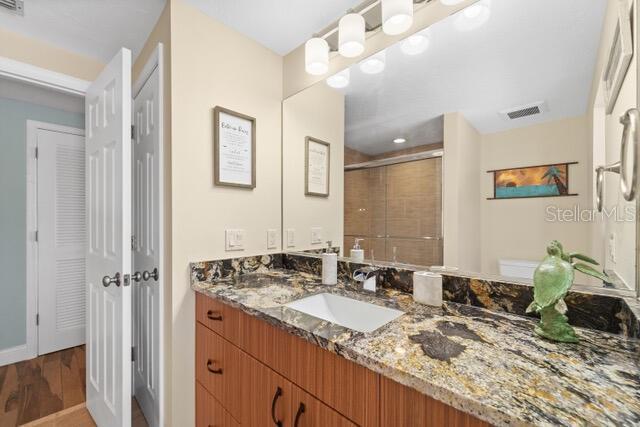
[344,157,443,266]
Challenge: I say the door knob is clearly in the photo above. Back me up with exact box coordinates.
[142,268,159,282]
[102,272,121,287]
[132,272,143,282]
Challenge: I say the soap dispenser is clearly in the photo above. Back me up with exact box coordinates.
[350,238,364,262]
[322,241,337,285]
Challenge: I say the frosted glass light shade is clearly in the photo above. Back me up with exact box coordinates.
[326,68,351,89]
[339,13,365,58]
[305,38,329,75]
[382,0,414,35]
[359,50,386,74]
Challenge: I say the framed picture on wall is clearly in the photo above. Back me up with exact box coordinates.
[305,136,330,197]
[487,162,578,200]
[213,106,256,189]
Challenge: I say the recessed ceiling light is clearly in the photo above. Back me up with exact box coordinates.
[393,137,407,144]
[439,0,465,5]
[359,51,386,74]
[326,69,350,89]
[401,32,430,55]
[454,0,491,32]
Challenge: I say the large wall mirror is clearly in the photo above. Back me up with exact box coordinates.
[282,0,639,293]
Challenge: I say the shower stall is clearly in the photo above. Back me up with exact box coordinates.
[344,153,443,267]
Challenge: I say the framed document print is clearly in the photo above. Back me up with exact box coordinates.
[214,106,256,189]
[305,136,330,197]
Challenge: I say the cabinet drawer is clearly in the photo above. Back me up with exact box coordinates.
[196,323,242,420]
[291,384,357,427]
[196,293,240,344]
[196,381,239,427]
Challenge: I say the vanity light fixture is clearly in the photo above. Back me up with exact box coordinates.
[393,137,407,144]
[326,68,351,88]
[305,37,329,75]
[360,50,386,74]
[382,0,414,35]
[401,31,430,55]
[339,13,366,58]
[454,0,491,32]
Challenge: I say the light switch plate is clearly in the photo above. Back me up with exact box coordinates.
[311,227,323,244]
[286,229,295,248]
[267,229,278,249]
[225,229,245,251]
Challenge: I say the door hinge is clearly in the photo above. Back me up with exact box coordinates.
[35,147,38,159]
[131,347,136,362]
[131,125,135,139]
[36,313,39,326]
[35,230,38,242]
[131,235,137,250]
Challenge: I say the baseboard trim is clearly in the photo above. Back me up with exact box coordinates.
[0,344,30,367]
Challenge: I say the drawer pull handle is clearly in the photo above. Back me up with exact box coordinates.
[206,359,223,375]
[294,402,305,427]
[271,387,283,427]
[206,310,223,321]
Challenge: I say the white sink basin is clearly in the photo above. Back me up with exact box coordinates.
[285,293,404,333]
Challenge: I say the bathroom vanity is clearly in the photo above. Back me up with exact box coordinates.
[191,256,640,427]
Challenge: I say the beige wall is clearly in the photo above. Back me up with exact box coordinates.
[588,0,637,288]
[443,113,481,272]
[282,1,477,98]
[0,28,103,81]
[283,83,344,252]
[169,0,283,424]
[132,1,174,423]
[479,116,592,277]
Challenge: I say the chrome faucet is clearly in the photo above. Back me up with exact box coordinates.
[353,266,381,292]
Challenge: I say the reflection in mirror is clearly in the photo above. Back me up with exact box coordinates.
[282,0,638,292]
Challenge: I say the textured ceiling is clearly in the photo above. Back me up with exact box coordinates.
[338,0,607,155]
[183,0,362,55]
[0,0,165,62]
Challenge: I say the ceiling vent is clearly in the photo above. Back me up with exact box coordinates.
[499,101,548,121]
[0,0,23,15]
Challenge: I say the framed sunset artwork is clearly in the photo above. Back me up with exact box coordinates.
[487,162,578,200]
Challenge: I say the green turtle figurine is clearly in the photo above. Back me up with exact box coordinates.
[526,240,608,343]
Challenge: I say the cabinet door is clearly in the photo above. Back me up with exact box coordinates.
[241,353,292,426]
[196,382,239,427]
[291,384,357,427]
[196,323,243,420]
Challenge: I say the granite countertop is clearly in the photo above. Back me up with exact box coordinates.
[191,269,640,427]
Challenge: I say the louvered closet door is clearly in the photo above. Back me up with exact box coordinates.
[37,125,86,355]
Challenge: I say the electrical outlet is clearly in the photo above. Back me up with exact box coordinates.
[286,229,295,248]
[311,227,323,244]
[608,232,616,263]
[267,229,278,249]
[225,229,245,251]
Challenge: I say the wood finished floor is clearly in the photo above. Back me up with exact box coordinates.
[0,346,148,427]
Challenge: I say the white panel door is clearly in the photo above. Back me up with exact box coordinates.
[36,124,86,355]
[85,47,132,427]
[132,62,161,427]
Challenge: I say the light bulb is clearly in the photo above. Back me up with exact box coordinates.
[359,51,386,74]
[381,0,414,35]
[393,137,407,144]
[401,32,430,55]
[454,0,491,32]
[339,13,365,58]
[326,68,350,89]
[305,38,329,75]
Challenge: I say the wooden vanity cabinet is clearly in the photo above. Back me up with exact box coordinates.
[195,292,489,427]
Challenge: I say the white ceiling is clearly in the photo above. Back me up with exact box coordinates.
[183,0,362,55]
[0,0,165,62]
[340,0,608,155]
